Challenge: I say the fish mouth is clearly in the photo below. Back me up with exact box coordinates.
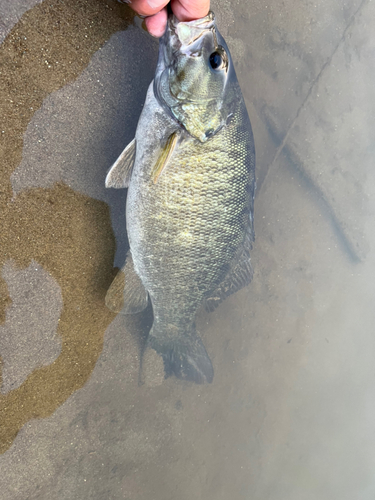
[154,12,219,119]
[169,11,216,49]
[156,11,217,73]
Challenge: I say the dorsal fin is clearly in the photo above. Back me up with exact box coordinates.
[105,139,136,189]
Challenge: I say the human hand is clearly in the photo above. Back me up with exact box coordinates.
[127,0,210,38]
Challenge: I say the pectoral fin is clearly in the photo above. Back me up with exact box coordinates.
[151,132,179,184]
[105,139,136,189]
[105,251,148,314]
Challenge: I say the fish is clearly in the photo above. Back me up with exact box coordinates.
[105,11,256,384]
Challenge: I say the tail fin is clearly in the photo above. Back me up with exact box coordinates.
[143,324,214,384]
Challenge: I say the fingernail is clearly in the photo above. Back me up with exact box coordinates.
[147,0,165,9]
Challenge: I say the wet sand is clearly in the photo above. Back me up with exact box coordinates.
[1,0,375,498]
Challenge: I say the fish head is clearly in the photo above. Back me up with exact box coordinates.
[154,11,237,143]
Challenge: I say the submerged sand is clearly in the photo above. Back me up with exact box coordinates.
[1,0,375,498]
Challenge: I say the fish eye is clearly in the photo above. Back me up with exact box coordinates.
[209,48,228,71]
[209,52,223,70]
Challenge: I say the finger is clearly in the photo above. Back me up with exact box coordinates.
[170,0,210,22]
[130,0,169,17]
[145,8,168,38]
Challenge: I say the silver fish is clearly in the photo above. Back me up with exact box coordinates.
[105,11,255,384]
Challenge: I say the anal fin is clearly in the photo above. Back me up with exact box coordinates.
[105,251,148,314]
[105,138,136,189]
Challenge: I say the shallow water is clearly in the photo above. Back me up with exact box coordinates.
[1,0,375,498]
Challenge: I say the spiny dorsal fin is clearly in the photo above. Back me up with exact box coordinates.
[105,138,136,189]
[105,251,148,314]
[151,132,179,184]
